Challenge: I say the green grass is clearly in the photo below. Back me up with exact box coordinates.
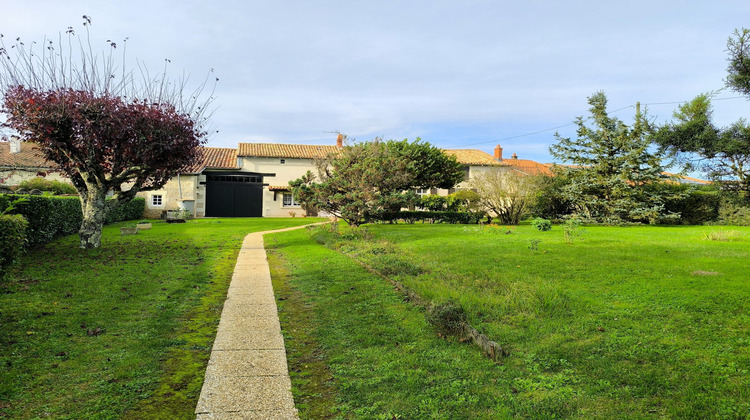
[266,228,509,419]
[0,217,323,419]
[270,223,750,419]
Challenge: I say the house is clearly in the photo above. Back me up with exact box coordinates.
[9,135,658,218]
[0,137,68,186]
[145,136,518,218]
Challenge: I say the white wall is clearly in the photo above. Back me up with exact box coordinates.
[239,156,317,217]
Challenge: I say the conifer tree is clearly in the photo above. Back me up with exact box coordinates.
[550,91,673,223]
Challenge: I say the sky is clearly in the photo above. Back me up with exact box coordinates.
[2,0,750,167]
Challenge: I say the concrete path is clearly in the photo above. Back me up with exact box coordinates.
[196,223,322,419]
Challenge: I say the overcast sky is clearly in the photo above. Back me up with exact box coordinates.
[2,0,750,165]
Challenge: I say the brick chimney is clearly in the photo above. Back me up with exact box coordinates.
[511,153,518,160]
[336,133,344,148]
[9,136,21,154]
[494,144,503,161]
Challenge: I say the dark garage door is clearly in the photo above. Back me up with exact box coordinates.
[205,174,264,217]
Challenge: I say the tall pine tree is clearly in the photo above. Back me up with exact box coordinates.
[550,91,674,223]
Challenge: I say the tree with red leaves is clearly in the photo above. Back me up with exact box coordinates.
[0,17,215,248]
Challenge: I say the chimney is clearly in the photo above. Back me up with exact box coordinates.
[9,136,21,154]
[511,153,518,160]
[336,133,344,148]
[494,144,503,161]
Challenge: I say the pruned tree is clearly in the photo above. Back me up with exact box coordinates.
[290,138,464,227]
[291,140,409,226]
[550,91,674,223]
[0,17,216,248]
[469,168,540,224]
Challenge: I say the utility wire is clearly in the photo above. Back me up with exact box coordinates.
[459,95,746,147]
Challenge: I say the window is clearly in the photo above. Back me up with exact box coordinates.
[282,192,299,207]
[415,188,430,197]
[280,159,286,164]
[151,194,163,207]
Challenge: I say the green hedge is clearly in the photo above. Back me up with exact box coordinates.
[379,211,485,224]
[660,184,721,225]
[0,214,28,280]
[0,194,145,247]
[0,194,82,246]
[104,198,146,224]
[17,178,77,195]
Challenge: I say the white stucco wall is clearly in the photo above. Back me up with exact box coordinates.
[239,156,317,217]
[0,169,71,186]
[138,174,200,218]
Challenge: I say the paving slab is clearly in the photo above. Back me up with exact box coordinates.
[205,349,290,377]
[196,223,327,419]
[222,293,277,305]
[220,302,281,318]
[196,375,296,413]
[211,330,285,351]
[196,409,298,420]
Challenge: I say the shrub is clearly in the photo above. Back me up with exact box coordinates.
[427,300,467,336]
[563,217,585,244]
[658,183,721,225]
[17,178,77,195]
[418,194,447,211]
[379,211,485,224]
[530,171,576,221]
[0,214,28,280]
[531,217,552,231]
[104,198,146,224]
[0,194,145,247]
[446,190,482,212]
[716,201,750,226]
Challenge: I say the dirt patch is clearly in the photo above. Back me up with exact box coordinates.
[692,270,719,276]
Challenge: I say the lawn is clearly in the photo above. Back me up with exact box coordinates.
[268,223,750,419]
[0,217,323,419]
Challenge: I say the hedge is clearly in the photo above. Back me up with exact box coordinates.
[0,194,145,247]
[0,214,28,281]
[17,178,77,195]
[660,184,721,225]
[379,211,485,224]
[104,197,146,224]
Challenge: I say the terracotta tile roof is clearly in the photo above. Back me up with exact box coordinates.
[662,172,712,185]
[268,185,291,191]
[0,142,239,175]
[443,149,504,166]
[182,147,239,173]
[503,158,554,176]
[0,141,56,169]
[238,143,340,159]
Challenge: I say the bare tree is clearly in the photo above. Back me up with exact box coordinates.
[470,168,541,224]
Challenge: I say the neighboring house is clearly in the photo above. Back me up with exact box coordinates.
[0,137,67,186]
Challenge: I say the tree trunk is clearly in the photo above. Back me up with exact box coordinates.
[78,187,109,249]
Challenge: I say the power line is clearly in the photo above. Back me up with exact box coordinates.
[459,95,746,148]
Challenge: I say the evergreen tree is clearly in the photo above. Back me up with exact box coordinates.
[550,91,673,223]
[653,28,750,199]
